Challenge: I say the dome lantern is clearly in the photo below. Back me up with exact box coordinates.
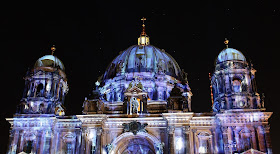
[138,17,150,46]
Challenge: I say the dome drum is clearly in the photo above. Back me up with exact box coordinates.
[96,43,192,114]
[215,60,248,71]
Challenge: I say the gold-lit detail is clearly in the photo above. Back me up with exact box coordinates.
[209,73,214,107]
[51,45,56,55]
[141,17,147,35]
[137,98,141,111]
[138,17,150,46]
[224,38,229,48]
[141,17,146,23]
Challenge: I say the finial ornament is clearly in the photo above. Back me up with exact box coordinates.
[51,45,56,55]
[224,38,229,48]
[141,17,147,35]
[141,17,146,25]
[138,17,150,45]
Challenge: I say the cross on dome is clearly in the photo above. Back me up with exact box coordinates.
[138,17,150,46]
[141,17,147,35]
[224,38,229,48]
[51,45,56,55]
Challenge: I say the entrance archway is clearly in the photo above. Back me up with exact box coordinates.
[110,132,162,154]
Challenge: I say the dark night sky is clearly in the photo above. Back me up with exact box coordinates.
[1,1,280,153]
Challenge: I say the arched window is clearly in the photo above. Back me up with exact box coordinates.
[197,132,212,154]
[23,140,33,153]
[65,142,73,154]
[239,129,252,152]
[232,79,242,93]
[36,83,44,97]
[62,133,76,154]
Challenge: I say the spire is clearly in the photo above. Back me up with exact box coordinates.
[224,38,229,49]
[138,17,150,46]
[51,45,56,55]
[51,45,57,68]
[141,17,146,35]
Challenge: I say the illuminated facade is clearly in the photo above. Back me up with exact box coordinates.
[6,21,272,154]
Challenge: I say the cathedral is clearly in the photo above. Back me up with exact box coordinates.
[6,19,272,154]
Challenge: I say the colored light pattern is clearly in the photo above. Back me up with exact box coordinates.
[5,23,272,153]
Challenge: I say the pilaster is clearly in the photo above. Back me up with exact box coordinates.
[264,125,272,153]
[167,126,175,154]
[256,125,266,152]
[183,126,191,154]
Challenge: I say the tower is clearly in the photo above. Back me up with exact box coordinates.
[18,46,68,115]
[211,39,261,112]
[211,39,272,153]
[6,47,82,154]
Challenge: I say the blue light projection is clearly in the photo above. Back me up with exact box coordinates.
[5,35,272,153]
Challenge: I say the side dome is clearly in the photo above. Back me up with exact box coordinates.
[34,55,65,70]
[216,48,246,64]
[103,45,183,80]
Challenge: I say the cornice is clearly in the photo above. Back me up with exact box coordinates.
[216,111,272,125]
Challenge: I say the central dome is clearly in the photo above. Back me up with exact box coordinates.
[103,45,183,80]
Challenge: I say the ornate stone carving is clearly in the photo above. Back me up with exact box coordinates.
[131,97,139,114]
[167,126,175,134]
[155,142,165,154]
[122,121,148,135]
[183,126,190,133]
[62,132,76,142]
[105,143,113,153]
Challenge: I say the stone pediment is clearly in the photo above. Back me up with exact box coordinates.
[125,80,146,93]
[126,85,143,93]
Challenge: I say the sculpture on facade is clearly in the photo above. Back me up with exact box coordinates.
[122,121,148,135]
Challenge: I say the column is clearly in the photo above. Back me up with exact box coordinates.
[234,128,241,152]
[50,130,60,153]
[32,131,39,154]
[189,128,195,154]
[227,126,234,153]
[35,130,42,154]
[168,126,175,154]
[183,126,190,154]
[250,127,258,150]
[45,130,52,154]
[80,129,86,154]
[256,126,266,152]
[9,130,19,154]
[39,130,46,154]
[95,127,102,154]
[213,128,218,153]
[18,130,25,153]
[221,126,229,154]
[264,125,272,153]
[75,130,82,154]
